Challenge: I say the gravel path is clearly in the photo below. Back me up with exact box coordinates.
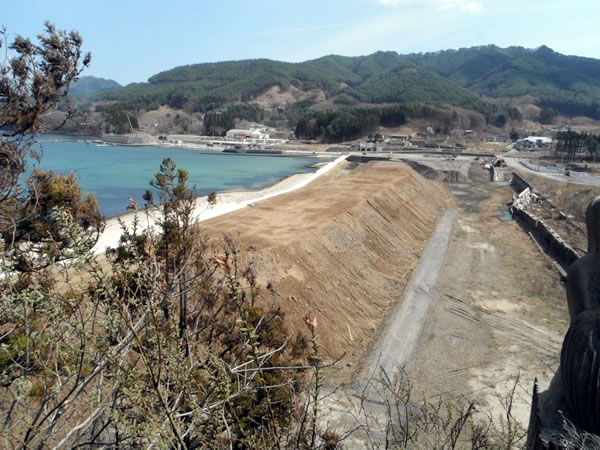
[362,208,459,379]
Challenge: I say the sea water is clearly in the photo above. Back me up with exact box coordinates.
[30,136,320,217]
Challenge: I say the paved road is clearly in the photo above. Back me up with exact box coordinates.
[362,208,459,380]
[504,156,600,186]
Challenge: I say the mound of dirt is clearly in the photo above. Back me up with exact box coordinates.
[403,160,470,184]
[201,161,456,363]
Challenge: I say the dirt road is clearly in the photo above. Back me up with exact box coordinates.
[320,160,569,448]
[505,155,600,186]
[409,163,567,425]
[362,208,458,378]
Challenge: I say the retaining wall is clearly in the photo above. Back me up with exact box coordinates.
[489,166,509,182]
[512,205,580,266]
[511,172,532,194]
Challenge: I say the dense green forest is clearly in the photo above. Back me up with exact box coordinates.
[554,130,600,159]
[294,104,472,142]
[94,53,487,113]
[404,45,600,119]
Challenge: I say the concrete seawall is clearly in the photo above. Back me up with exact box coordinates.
[512,206,580,265]
[511,172,532,194]
[510,171,580,266]
[494,166,508,181]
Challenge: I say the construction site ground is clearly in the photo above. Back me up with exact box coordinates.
[200,157,571,430]
[516,171,600,254]
[407,163,568,427]
[201,160,455,363]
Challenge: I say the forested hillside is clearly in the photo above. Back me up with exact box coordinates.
[404,45,600,119]
[79,45,600,141]
[95,52,485,113]
[95,45,600,116]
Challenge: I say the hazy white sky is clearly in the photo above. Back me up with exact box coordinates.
[4,0,600,85]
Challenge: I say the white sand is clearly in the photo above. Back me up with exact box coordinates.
[92,154,348,254]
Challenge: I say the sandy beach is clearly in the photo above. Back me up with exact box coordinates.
[92,154,348,254]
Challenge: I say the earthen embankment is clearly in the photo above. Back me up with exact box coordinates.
[201,161,456,363]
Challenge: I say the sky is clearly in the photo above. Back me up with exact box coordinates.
[4,0,600,86]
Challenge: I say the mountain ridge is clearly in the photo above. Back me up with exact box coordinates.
[70,76,121,95]
[70,45,600,140]
[95,45,600,120]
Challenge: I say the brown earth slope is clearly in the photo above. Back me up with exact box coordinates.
[201,161,456,362]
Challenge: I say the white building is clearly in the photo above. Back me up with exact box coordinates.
[251,129,269,140]
[359,142,383,152]
[523,136,552,146]
[515,136,553,151]
[226,129,270,140]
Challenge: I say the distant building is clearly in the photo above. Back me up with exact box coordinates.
[359,142,383,152]
[388,134,410,145]
[524,136,552,146]
[515,136,553,151]
[226,129,270,140]
[251,129,269,140]
[226,129,252,139]
[360,142,376,152]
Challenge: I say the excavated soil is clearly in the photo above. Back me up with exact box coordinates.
[201,161,456,363]
[250,85,326,110]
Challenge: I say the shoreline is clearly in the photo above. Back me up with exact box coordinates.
[92,154,348,254]
[100,158,328,221]
[39,133,338,158]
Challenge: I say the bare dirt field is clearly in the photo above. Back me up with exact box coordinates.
[409,164,568,426]
[250,84,326,110]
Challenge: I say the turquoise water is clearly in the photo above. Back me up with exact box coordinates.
[31,136,320,217]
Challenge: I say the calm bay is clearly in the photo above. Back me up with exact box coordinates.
[32,136,320,217]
